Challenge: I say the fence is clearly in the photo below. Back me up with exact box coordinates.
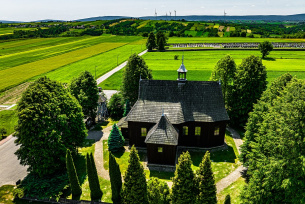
[20,197,111,204]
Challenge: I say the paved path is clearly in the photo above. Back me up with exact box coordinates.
[96,49,148,85]
[103,90,118,100]
[0,135,28,187]
[216,127,245,193]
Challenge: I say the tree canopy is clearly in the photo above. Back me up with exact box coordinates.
[69,71,99,122]
[146,32,156,51]
[121,54,152,105]
[210,55,236,107]
[258,41,273,59]
[240,76,305,203]
[228,55,267,128]
[15,77,87,176]
[107,93,124,120]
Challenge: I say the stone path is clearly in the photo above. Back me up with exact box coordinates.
[0,135,28,186]
[96,49,148,85]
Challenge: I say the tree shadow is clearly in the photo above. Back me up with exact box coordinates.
[263,57,276,61]
[91,120,109,131]
[111,148,125,158]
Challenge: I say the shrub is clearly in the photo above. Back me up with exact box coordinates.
[108,124,125,152]
[147,177,170,204]
[174,55,179,60]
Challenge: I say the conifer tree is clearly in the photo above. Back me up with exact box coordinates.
[109,153,122,204]
[108,124,125,152]
[122,146,148,204]
[224,194,231,204]
[171,151,195,203]
[195,151,217,204]
[123,100,131,117]
[147,177,170,204]
[66,149,82,198]
[86,154,102,201]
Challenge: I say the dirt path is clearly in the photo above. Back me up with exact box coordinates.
[216,127,245,193]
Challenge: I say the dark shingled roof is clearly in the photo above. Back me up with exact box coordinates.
[145,114,179,145]
[126,80,229,124]
[117,116,128,128]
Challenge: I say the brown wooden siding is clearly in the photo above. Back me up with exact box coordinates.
[120,128,128,139]
[147,144,176,165]
[128,121,155,147]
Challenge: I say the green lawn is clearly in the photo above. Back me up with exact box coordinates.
[100,50,305,90]
[217,177,246,204]
[103,132,239,183]
[0,110,18,139]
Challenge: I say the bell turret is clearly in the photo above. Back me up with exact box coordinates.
[177,55,187,81]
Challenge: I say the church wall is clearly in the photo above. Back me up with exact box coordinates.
[147,144,176,166]
[128,121,155,147]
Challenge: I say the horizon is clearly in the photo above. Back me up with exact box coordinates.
[1,0,305,22]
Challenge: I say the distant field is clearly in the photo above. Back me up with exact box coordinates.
[0,27,39,35]
[168,37,305,43]
[100,50,305,90]
[0,35,144,92]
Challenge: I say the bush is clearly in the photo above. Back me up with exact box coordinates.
[147,177,170,204]
[174,55,179,60]
[108,124,125,152]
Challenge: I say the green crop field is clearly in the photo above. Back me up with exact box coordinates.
[100,50,305,90]
[0,35,145,92]
[168,37,305,43]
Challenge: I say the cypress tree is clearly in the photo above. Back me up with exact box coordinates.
[123,100,131,117]
[66,149,82,198]
[108,124,125,152]
[195,151,217,204]
[171,151,195,204]
[122,146,148,204]
[224,194,231,204]
[109,153,122,204]
[86,154,102,201]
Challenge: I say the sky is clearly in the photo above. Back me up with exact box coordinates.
[1,0,305,22]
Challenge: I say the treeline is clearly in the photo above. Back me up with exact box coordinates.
[0,25,103,40]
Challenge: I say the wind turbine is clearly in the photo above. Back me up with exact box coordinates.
[224,10,227,22]
[169,11,171,19]
[155,9,157,20]
[174,10,176,21]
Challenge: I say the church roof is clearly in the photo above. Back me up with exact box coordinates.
[177,63,187,73]
[126,80,229,124]
[145,114,179,145]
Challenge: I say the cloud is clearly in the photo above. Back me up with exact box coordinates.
[201,6,205,9]
[161,5,166,8]
[251,4,255,7]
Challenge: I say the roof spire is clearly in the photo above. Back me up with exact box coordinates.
[177,55,187,81]
[162,108,164,116]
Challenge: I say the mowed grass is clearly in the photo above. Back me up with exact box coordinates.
[0,35,137,70]
[168,37,305,43]
[217,177,246,204]
[0,42,125,92]
[46,39,146,83]
[101,50,305,90]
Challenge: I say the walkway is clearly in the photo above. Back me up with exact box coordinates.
[96,49,148,85]
[0,135,28,186]
[94,125,245,193]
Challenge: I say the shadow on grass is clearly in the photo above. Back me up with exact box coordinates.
[150,171,174,181]
[263,57,276,61]
[91,120,110,131]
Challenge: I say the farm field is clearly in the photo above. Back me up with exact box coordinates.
[0,35,145,92]
[100,50,305,90]
[168,37,305,43]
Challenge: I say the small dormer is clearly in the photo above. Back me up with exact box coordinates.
[177,56,187,81]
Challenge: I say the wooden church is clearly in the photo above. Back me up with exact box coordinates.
[118,58,229,166]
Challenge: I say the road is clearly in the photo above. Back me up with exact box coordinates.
[0,136,28,186]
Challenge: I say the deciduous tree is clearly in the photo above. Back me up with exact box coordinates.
[70,71,99,122]
[122,146,148,204]
[146,32,156,51]
[15,77,86,177]
[121,54,152,105]
[210,55,236,107]
[107,93,124,120]
[258,41,273,59]
[228,55,267,128]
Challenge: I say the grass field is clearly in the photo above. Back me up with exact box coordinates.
[101,50,305,90]
[168,37,305,43]
[0,36,145,92]
[0,110,18,139]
